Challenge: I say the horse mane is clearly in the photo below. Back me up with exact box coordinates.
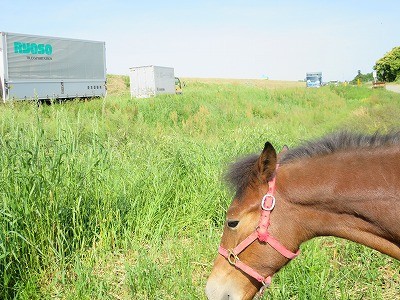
[280,131,400,163]
[225,154,259,198]
[226,131,400,196]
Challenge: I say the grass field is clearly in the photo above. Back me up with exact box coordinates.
[1,77,400,299]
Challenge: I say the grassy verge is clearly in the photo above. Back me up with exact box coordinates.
[0,79,399,299]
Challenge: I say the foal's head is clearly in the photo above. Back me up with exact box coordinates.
[206,142,299,300]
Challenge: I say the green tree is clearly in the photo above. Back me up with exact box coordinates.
[350,70,373,84]
[373,46,400,82]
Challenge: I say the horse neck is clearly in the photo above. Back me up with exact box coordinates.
[278,148,400,260]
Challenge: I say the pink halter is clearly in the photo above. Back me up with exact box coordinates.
[218,165,300,294]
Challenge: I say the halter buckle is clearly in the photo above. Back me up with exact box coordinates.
[261,194,276,211]
[227,249,239,265]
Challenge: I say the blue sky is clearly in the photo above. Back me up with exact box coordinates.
[1,0,399,81]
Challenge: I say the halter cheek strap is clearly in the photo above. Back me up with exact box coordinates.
[218,165,300,292]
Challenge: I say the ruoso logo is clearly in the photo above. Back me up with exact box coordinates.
[14,42,53,55]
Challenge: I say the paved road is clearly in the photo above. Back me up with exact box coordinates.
[386,84,400,93]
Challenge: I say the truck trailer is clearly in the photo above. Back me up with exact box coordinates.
[129,65,176,98]
[0,32,106,102]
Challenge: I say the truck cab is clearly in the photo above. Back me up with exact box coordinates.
[175,77,182,94]
[306,72,322,88]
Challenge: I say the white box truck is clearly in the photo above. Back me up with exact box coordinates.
[0,32,106,102]
[129,65,175,98]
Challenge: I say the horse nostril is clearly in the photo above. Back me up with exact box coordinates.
[227,220,239,228]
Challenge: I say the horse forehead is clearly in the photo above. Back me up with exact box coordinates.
[226,200,242,216]
[227,193,260,217]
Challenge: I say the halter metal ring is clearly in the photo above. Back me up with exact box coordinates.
[261,194,276,211]
[227,249,239,265]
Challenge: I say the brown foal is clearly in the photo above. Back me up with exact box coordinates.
[206,132,400,300]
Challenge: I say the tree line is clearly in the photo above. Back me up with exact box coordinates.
[352,46,400,84]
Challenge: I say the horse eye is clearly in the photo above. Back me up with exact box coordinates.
[227,220,239,228]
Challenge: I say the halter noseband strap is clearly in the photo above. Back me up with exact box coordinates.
[218,164,300,292]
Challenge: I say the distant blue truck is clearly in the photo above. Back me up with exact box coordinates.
[306,72,322,88]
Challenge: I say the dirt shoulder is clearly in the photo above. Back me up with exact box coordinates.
[386,84,400,93]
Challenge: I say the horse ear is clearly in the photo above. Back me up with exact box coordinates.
[277,145,289,161]
[256,141,277,182]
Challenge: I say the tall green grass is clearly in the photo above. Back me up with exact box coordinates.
[0,82,399,299]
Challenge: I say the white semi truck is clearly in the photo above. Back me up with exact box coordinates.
[0,32,106,102]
